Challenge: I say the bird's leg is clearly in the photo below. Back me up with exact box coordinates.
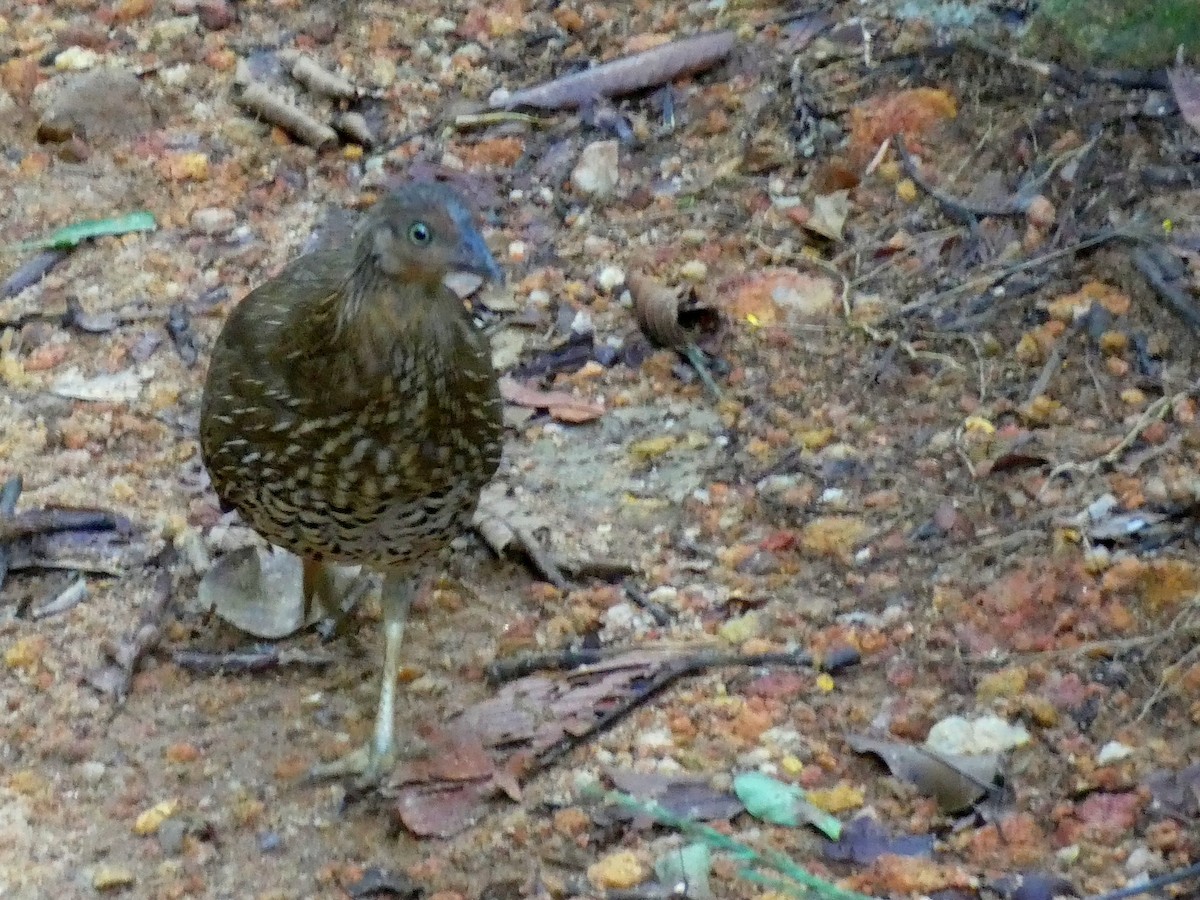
[302,557,338,622]
[304,557,371,639]
[307,571,416,786]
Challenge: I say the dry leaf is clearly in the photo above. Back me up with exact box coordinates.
[629,271,690,349]
[805,190,851,241]
[1168,66,1200,137]
[846,733,999,813]
[499,376,604,423]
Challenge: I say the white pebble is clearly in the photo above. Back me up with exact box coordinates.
[679,260,707,281]
[571,140,620,198]
[596,266,625,292]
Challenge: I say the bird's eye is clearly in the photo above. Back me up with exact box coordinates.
[407,222,432,245]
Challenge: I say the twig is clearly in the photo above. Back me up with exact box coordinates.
[0,507,127,542]
[1083,860,1200,900]
[85,569,172,702]
[279,50,357,99]
[486,647,619,684]
[474,516,572,591]
[1027,320,1081,403]
[535,647,832,769]
[493,30,735,111]
[896,228,1132,317]
[231,82,337,149]
[452,111,549,131]
[0,475,22,593]
[172,645,336,674]
[1132,244,1200,334]
[30,576,88,620]
[558,557,637,581]
[0,250,69,299]
[894,134,1023,224]
[956,34,1169,91]
[622,580,672,626]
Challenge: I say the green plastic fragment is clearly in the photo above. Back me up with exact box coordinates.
[733,771,843,840]
[20,211,158,251]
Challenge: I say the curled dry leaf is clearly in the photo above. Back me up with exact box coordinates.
[629,271,690,350]
[628,270,720,351]
[1168,66,1200,137]
[846,733,1000,814]
[492,30,735,111]
[498,376,604,423]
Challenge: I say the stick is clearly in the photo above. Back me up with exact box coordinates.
[232,82,337,149]
[0,475,22,593]
[493,30,735,110]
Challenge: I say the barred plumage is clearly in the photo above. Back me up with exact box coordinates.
[199,181,503,783]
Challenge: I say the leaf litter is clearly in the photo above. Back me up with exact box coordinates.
[3,0,1200,897]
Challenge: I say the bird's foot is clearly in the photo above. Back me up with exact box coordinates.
[305,733,426,790]
[306,743,395,789]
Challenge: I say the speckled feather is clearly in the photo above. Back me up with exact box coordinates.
[199,184,503,571]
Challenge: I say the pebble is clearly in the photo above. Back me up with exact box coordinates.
[190,207,236,235]
[572,140,620,198]
[680,260,708,281]
[1096,740,1133,765]
[596,265,625,292]
[257,830,283,854]
[587,850,647,890]
[158,818,187,855]
[718,611,761,644]
[196,0,233,30]
[92,865,135,891]
[79,761,106,784]
[54,47,100,71]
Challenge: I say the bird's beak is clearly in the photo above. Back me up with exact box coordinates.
[453,228,504,283]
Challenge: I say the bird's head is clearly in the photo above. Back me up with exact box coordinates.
[360,181,502,289]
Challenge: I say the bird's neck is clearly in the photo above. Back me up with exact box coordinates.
[334,259,473,383]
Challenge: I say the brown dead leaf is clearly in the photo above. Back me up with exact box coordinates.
[499,376,604,423]
[392,728,496,785]
[846,733,998,813]
[629,271,691,349]
[1168,66,1200,137]
[393,780,493,838]
[805,190,851,242]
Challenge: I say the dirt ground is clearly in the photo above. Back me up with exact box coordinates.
[2,1,1200,898]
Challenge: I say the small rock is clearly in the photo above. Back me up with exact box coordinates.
[158,818,187,855]
[718,611,761,644]
[54,47,101,71]
[92,865,135,891]
[596,265,625,292]
[79,761,107,784]
[587,850,647,891]
[680,259,708,281]
[257,830,282,854]
[190,207,236,235]
[133,799,178,836]
[571,140,620,198]
[196,0,233,29]
[1097,740,1133,765]
[150,15,200,49]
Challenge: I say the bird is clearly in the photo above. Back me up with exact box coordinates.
[199,181,504,784]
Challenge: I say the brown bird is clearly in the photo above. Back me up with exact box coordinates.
[199,182,504,783]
